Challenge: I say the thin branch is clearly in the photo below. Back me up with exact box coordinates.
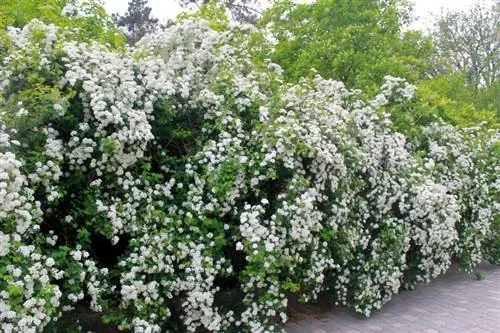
[228,3,262,16]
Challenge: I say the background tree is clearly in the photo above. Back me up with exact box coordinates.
[178,0,261,23]
[260,0,433,92]
[429,1,499,114]
[113,0,159,45]
[431,1,499,90]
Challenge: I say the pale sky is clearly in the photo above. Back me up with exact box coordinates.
[103,0,494,30]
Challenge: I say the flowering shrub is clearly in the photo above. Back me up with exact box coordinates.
[0,19,497,333]
[418,123,496,270]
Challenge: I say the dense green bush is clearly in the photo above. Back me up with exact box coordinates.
[0,14,497,333]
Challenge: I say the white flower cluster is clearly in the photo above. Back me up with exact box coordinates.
[0,130,42,235]
[0,19,497,333]
[400,181,460,284]
[62,41,155,173]
[0,244,63,333]
[421,123,495,269]
[372,75,416,107]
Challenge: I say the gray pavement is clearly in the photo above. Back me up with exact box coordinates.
[286,263,500,333]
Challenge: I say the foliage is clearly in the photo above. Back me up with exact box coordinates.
[113,0,159,46]
[0,0,65,28]
[415,74,498,129]
[259,0,433,92]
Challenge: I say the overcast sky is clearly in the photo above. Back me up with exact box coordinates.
[103,0,494,29]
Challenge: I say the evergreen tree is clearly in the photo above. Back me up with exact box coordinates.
[114,0,159,45]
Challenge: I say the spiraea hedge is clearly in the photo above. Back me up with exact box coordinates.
[0,18,498,333]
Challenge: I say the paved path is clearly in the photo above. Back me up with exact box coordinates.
[286,263,500,333]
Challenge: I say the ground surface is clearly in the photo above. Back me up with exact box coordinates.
[286,262,500,333]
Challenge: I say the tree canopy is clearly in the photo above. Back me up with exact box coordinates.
[260,0,433,91]
[178,0,262,23]
[431,1,499,90]
[113,0,159,45]
[427,1,500,116]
